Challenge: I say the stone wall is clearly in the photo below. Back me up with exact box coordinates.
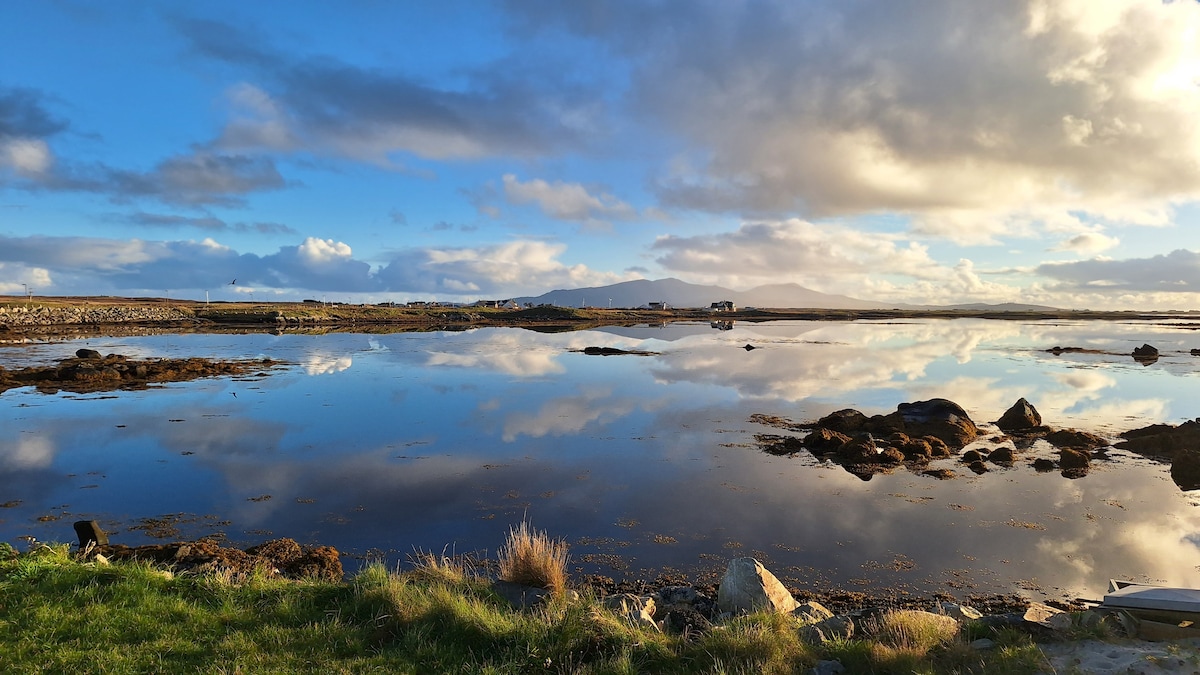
[0,304,196,327]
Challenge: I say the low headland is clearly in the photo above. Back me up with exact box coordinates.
[2,295,1196,337]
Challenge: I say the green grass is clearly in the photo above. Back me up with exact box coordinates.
[0,542,1055,674]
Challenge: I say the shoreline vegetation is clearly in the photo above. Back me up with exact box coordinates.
[2,522,1091,674]
[3,295,1200,336]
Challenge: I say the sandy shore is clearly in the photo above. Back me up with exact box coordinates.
[1039,638,1200,674]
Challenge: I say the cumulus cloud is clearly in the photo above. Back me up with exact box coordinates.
[514,0,1200,235]
[1037,249,1200,292]
[0,233,619,297]
[375,239,632,296]
[181,18,603,166]
[0,86,65,179]
[652,218,942,287]
[501,173,635,224]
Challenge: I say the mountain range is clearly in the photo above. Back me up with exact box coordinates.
[513,278,1057,311]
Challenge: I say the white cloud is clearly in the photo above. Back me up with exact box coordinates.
[501,173,636,223]
[297,237,353,264]
[528,0,1200,236]
[1051,232,1119,255]
[652,219,941,285]
[0,137,52,175]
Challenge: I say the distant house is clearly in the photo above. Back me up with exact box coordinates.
[709,300,736,312]
[648,301,669,310]
[472,299,521,310]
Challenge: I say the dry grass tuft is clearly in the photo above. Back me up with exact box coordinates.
[407,548,474,585]
[497,519,569,594]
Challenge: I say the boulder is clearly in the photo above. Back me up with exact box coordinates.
[938,602,984,623]
[1032,458,1057,472]
[1171,451,1200,491]
[968,460,988,474]
[662,607,712,635]
[988,446,1015,465]
[922,468,956,480]
[1046,429,1106,450]
[1132,344,1159,358]
[1117,421,1200,461]
[1059,448,1091,470]
[815,409,869,434]
[717,558,799,614]
[874,446,905,465]
[75,348,103,359]
[73,520,108,548]
[802,615,855,642]
[960,449,984,463]
[837,436,879,464]
[887,399,978,449]
[804,428,851,453]
[996,398,1042,431]
[792,600,835,624]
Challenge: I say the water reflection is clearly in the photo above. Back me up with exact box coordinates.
[3,319,1200,602]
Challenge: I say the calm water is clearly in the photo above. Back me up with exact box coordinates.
[4,318,1200,602]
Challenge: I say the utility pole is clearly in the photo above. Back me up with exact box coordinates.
[21,283,30,303]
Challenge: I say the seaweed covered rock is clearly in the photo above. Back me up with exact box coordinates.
[996,398,1042,431]
[882,399,978,449]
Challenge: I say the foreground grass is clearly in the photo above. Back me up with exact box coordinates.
[0,543,1049,674]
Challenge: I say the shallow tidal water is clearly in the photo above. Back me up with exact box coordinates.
[4,318,1200,603]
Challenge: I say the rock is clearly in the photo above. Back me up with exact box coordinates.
[603,593,659,630]
[803,428,851,453]
[75,348,103,359]
[655,585,698,609]
[996,398,1042,431]
[1132,344,1159,359]
[792,600,835,624]
[968,460,988,474]
[73,520,108,548]
[938,602,983,623]
[743,344,756,351]
[969,638,996,650]
[922,468,956,480]
[889,399,978,449]
[808,660,846,675]
[1170,451,1200,490]
[874,446,905,465]
[1059,448,1091,470]
[924,436,953,458]
[960,449,984,463]
[717,558,799,614]
[1022,602,1072,632]
[988,446,1015,465]
[662,607,712,635]
[802,615,855,642]
[1032,458,1057,472]
[492,580,553,610]
[284,545,343,581]
[816,409,869,434]
[837,436,879,464]
[1192,349,1200,356]
[1046,429,1107,450]
[245,538,302,567]
[1117,420,1200,461]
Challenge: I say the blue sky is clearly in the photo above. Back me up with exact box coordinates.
[4,0,1200,308]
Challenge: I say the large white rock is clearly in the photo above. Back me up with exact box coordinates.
[717,557,799,614]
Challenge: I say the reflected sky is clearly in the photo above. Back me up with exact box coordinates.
[4,319,1200,602]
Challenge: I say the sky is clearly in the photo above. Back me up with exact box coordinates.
[4,0,1200,309]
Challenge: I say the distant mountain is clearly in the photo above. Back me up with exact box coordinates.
[935,302,1062,312]
[513,278,890,310]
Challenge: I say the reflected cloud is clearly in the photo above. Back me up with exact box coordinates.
[302,353,352,375]
[501,388,637,442]
[0,435,56,470]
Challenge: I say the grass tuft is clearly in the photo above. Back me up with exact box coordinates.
[497,519,569,595]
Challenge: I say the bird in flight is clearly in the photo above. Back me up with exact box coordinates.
[229,279,237,285]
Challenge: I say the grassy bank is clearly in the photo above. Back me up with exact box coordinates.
[0,541,1053,674]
